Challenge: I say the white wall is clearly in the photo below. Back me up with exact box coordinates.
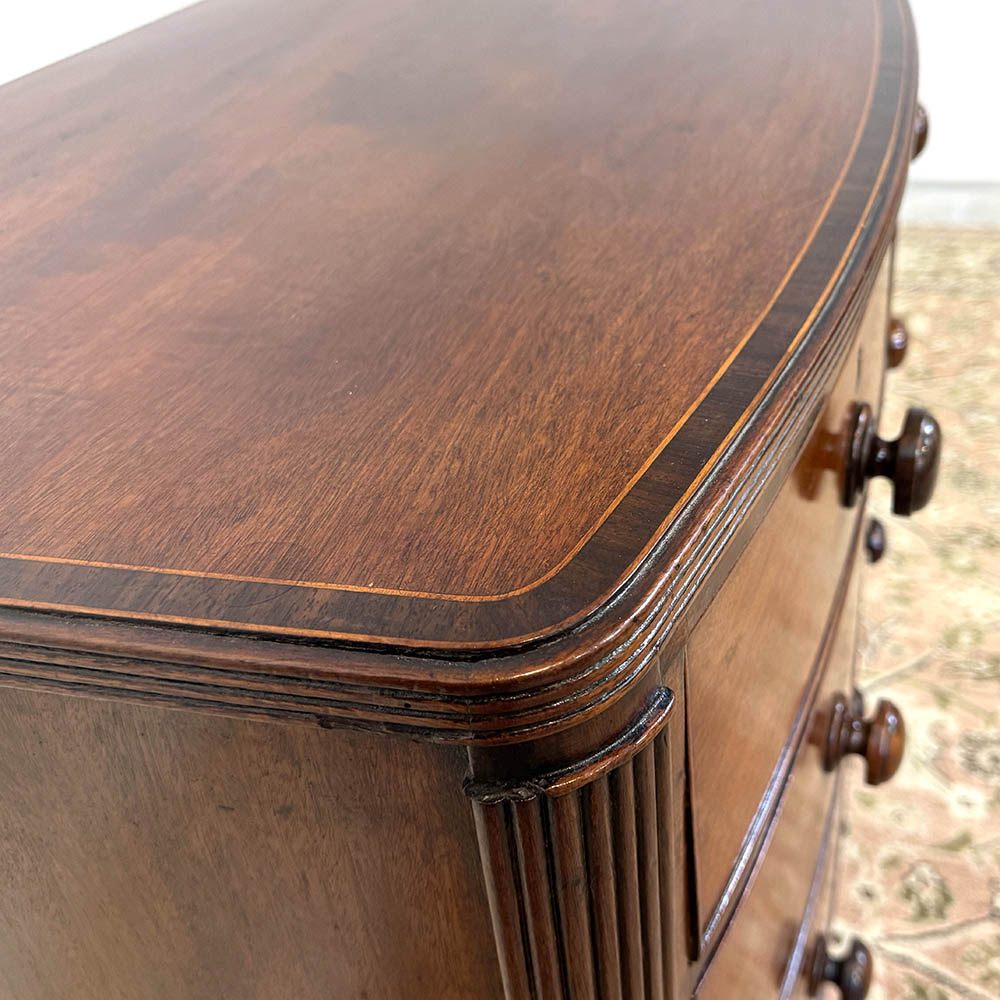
[0,2,196,88]
[907,0,1000,184]
[2,0,997,184]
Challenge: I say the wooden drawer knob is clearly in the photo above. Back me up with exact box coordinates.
[912,102,929,160]
[887,317,908,368]
[821,689,905,785]
[864,518,886,563]
[808,935,873,999]
[843,402,942,515]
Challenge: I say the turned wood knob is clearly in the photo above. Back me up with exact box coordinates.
[887,317,908,368]
[843,403,942,515]
[912,102,929,160]
[864,518,886,563]
[821,690,905,785]
[808,935,873,999]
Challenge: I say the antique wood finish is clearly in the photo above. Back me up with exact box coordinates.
[0,0,919,751]
[694,526,866,992]
[0,686,500,1000]
[468,684,683,1000]
[685,248,891,945]
[697,522,880,999]
[786,796,845,1000]
[842,403,942,514]
[697,793,842,1000]
[785,545,868,1000]
[0,0,915,658]
[0,0,926,997]
[819,689,906,785]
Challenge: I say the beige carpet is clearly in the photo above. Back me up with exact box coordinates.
[831,228,1000,999]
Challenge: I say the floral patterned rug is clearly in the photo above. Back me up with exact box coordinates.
[831,227,1000,999]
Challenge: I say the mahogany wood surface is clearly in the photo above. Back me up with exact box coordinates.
[820,689,906,786]
[0,687,499,1000]
[698,798,840,1000]
[686,251,889,941]
[0,0,916,659]
[786,543,865,1000]
[0,0,920,755]
[0,1,926,997]
[696,538,863,998]
[470,684,679,1000]
[468,654,692,1000]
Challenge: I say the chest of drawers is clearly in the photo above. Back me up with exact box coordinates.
[0,0,939,997]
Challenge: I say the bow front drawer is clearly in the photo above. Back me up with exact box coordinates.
[685,248,892,953]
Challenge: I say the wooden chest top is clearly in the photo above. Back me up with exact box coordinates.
[0,0,914,654]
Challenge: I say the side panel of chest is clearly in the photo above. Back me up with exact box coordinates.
[0,688,500,1000]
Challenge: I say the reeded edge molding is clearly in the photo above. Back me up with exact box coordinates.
[0,0,916,742]
[468,686,680,1000]
[0,224,896,742]
[0,0,916,654]
[465,687,674,801]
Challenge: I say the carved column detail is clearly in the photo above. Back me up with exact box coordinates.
[468,689,679,1000]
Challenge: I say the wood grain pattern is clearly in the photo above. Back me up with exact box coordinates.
[0,209,912,743]
[686,247,890,941]
[696,537,864,996]
[0,0,917,655]
[0,686,500,999]
[0,3,926,997]
[697,791,841,1000]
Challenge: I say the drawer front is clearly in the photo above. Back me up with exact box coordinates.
[784,797,843,1000]
[696,546,862,998]
[685,251,889,940]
